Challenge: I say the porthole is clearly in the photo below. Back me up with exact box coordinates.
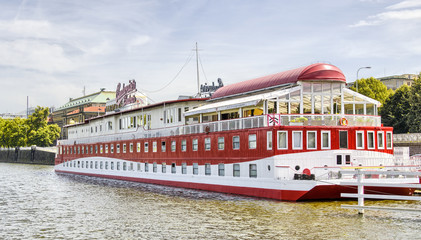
[295,165,300,171]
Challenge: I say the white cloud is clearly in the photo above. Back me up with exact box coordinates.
[387,0,421,10]
[0,39,75,73]
[126,35,152,52]
[350,9,421,27]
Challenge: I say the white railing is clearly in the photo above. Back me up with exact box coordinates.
[340,169,421,214]
[59,114,381,145]
[280,114,381,127]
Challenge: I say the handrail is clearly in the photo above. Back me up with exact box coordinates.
[58,114,381,145]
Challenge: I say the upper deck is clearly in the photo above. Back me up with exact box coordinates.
[59,63,383,146]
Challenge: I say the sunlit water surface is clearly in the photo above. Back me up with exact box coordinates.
[1,163,421,239]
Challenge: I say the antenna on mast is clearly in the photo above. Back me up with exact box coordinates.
[195,42,200,96]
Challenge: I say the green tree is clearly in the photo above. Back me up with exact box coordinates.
[350,77,393,105]
[26,106,61,147]
[407,78,421,132]
[3,118,28,147]
[380,84,410,133]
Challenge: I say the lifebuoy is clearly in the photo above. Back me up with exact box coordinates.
[340,117,348,126]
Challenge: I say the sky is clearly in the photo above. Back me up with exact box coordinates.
[1,0,421,113]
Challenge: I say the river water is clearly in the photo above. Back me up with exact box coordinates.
[1,162,421,239]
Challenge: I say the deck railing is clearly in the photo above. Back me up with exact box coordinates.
[59,114,381,145]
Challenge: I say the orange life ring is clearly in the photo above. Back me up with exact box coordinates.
[340,117,348,126]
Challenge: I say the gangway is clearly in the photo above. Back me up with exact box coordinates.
[339,169,421,215]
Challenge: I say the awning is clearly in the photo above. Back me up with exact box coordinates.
[185,86,299,116]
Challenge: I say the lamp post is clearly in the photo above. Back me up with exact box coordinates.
[356,66,371,92]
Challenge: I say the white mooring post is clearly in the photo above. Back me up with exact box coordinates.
[357,169,364,215]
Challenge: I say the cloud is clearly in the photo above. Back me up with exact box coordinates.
[387,0,421,10]
[350,8,421,27]
[126,35,152,52]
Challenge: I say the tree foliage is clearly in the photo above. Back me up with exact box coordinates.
[380,85,410,133]
[406,77,421,132]
[0,106,61,147]
[350,77,393,105]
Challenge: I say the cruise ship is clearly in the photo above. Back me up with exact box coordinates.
[55,63,419,201]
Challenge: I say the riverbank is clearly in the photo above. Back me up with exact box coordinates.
[0,147,56,165]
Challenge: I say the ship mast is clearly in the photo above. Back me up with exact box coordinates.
[195,42,200,96]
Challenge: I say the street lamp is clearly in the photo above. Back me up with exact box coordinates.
[356,66,371,92]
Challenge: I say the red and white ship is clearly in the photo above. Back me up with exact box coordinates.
[55,63,419,201]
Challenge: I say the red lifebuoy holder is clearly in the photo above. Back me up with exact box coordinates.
[340,117,348,126]
[303,168,311,176]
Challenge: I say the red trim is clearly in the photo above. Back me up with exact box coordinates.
[55,169,416,201]
[55,169,307,201]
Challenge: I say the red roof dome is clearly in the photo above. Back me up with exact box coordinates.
[211,63,345,99]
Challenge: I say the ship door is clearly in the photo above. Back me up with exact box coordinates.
[336,154,351,166]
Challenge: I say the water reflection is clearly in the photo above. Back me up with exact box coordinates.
[1,163,420,239]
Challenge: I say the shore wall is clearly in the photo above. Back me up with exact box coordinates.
[0,147,56,165]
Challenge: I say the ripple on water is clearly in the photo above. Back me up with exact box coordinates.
[1,162,421,239]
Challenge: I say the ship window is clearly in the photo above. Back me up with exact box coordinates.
[117,162,120,170]
[249,134,257,149]
[105,161,108,170]
[137,163,141,171]
[137,142,141,152]
[307,131,317,150]
[171,163,176,174]
[105,145,108,153]
[111,144,114,153]
[204,138,211,151]
[161,141,166,152]
[193,163,198,175]
[336,155,342,165]
[78,146,80,154]
[171,141,176,152]
[145,163,149,172]
[117,144,120,153]
[356,131,364,149]
[277,131,288,149]
[123,144,127,153]
[218,164,225,176]
[90,161,93,168]
[367,131,375,149]
[91,146,93,154]
[321,131,330,149]
[346,155,351,165]
[111,161,114,170]
[386,132,393,149]
[130,143,133,153]
[100,145,103,154]
[249,164,257,178]
[100,161,103,169]
[144,142,149,153]
[377,131,384,149]
[123,162,127,171]
[81,146,84,154]
[218,137,225,150]
[153,162,157,172]
[95,145,98,154]
[192,139,198,151]
[233,136,240,150]
[205,163,211,175]
[182,163,187,174]
[292,131,303,150]
[181,140,186,152]
[267,131,272,150]
[161,163,166,173]
[153,141,157,152]
[339,131,348,149]
[233,164,240,177]
[178,108,182,122]
[95,161,98,169]
[129,162,133,171]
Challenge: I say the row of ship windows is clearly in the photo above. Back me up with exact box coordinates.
[61,130,393,155]
[62,160,258,178]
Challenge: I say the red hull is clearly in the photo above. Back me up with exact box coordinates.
[55,169,416,201]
